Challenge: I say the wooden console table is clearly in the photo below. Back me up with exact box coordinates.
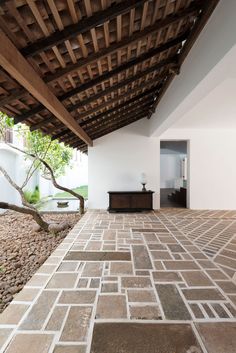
[108,191,154,212]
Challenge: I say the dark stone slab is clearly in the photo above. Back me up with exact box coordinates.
[195,323,236,353]
[182,288,225,301]
[156,284,191,320]
[132,228,169,233]
[167,244,186,253]
[90,323,203,353]
[132,245,152,269]
[64,251,131,261]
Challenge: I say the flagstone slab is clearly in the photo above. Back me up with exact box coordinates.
[122,277,152,288]
[60,306,92,342]
[90,323,203,353]
[156,284,191,320]
[163,261,200,270]
[82,263,103,277]
[127,290,156,302]
[45,306,68,331]
[59,290,96,304]
[129,305,162,320]
[152,271,182,282]
[96,295,127,319]
[5,334,53,353]
[20,290,59,330]
[110,262,133,275]
[0,328,13,349]
[64,251,131,261]
[181,271,214,286]
[53,345,86,353]
[132,245,153,269]
[182,288,225,301]
[196,322,236,353]
[0,304,29,325]
[46,273,78,289]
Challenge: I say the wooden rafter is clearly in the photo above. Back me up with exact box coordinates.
[44,4,199,83]
[45,84,159,136]
[0,0,220,150]
[31,77,160,131]
[14,57,175,124]
[21,0,146,57]
[0,30,92,146]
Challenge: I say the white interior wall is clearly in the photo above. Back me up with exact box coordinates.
[149,0,236,136]
[88,119,159,209]
[160,153,185,189]
[160,129,236,210]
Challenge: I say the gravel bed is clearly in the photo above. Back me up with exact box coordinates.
[0,211,80,313]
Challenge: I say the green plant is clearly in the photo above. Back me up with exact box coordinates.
[31,186,40,204]
[23,190,33,203]
[23,186,40,204]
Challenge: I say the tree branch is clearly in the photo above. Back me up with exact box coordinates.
[0,201,49,231]
[0,165,35,210]
[7,143,85,214]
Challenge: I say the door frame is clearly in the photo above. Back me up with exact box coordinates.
[159,139,190,209]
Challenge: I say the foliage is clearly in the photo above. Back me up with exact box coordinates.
[22,129,73,179]
[23,186,40,204]
[0,112,14,139]
[23,190,33,204]
[55,185,88,200]
[1,112,73,180]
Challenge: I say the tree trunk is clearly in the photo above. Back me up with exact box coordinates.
[0,202,49,231]
[8,144,85,214]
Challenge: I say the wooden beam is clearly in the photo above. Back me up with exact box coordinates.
[80,87,158,127]
[148,0,220,119]
[66,109,149,144]
[48,95,153,138]
[85,103,151,134]
[52,129,70,140]
[0,30,92,146]
[44,3,201,83]
[59,56,176,101]
[92,113,148,140]
[52,96,153,140]
[21,0,146,57]
[47,84,159,136]
[14,57,174,123]
[0,89,26,107]
[31,77,159,131]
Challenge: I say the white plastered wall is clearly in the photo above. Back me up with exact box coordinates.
[159,129,236,210]
[88,119,159,209]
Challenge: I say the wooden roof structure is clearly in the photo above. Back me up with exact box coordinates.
[0,0,220,153]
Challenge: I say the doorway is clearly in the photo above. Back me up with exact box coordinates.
[160,140,188,208]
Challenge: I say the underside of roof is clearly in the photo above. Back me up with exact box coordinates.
[0,0,220,153]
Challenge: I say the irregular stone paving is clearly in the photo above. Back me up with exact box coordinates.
[0,209,236,353]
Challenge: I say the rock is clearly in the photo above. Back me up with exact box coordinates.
[37,256,47,265]
[9,286,20,295]
[32,224,41,232]
[48,223,62,233]
[0,210,79,313]
[3,294,13,304]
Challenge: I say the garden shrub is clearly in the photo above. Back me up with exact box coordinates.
[23,186,40,204]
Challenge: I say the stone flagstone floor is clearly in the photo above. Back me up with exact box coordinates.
[0,209,236,353]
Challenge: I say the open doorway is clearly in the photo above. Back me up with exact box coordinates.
[160,140,188,208]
